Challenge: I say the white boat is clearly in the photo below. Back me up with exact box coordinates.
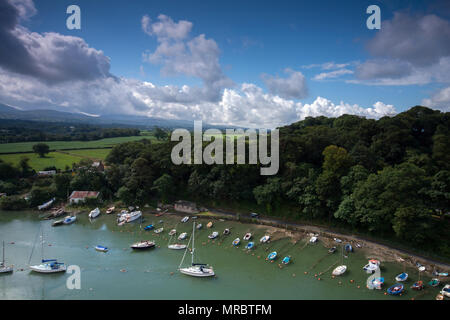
[168,244,187,250]
[223,228,230,235]
[395,272,408,282]
[106,206,115,214]
[181,216,189,223]
[95,245,108,252]
[154,227,164,234]
[179,221,215,277]
[332,265,347,276]
[118,211,142,223]
[38,198,55,210]
[169,229,176,236]
[363,263,379,274]
[260,235,270,243]
[30,229,66,274]
[334,238,342,243]
[178,232,187,240]
[243,233,252,241]
[232,238,240,246]
[89,207,100,219]
[63,215,76,224]
[309,236,318,243]
[196,223,202,230]
[208,231,219,239]
[130,241,155,250]
[0,241,13,274]
[441,284,450,298]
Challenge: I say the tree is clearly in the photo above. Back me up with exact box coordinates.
[154,127,168,141]
[152,174,174,204]
[32,143,50,158]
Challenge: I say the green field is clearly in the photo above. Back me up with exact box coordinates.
[0,135,155,154]
[0,152,84,171]
[61,148,111,160]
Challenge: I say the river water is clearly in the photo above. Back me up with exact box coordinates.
[0,211,442,300]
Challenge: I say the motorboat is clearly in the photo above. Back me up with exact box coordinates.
[144,224,154,231]
[154,227,164,234]
[429,278,441,287]
[126,211,142,223]
[363,260,380,274]
[168,244,187,250]
[181,216,189,223]
[245,242,254,250]
[260,235,270,243]
[95,245,108,252]
[243,233,252,241]
[332,265,347,276]
[282,256,291,265]
[178,232,187,240]
[131,241,155,250]
[387,283,404,295]
[267,251,277,260]
[232,238,240,246]
[334,238,342,243]
[328,247,337,254]
[309,236,318,243]
[206,221,213,228]
[440,284,450,297]
[208,231,219,239]
[89,207,100,219]
[169,229,176,236]
[63,216,76,224]
[395,272,408,282]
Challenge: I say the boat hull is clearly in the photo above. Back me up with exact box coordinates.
[168,244,187,250]
[179,266,215,277]
[30,264,66,273]
[0,266,13,273]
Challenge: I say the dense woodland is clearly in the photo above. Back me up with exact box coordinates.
[1,106,449,257]
[0,119,140,143]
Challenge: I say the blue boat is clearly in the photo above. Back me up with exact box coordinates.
[267,251,277,260]
[344,244,353,252]
[245,242,254,250]
[387,283,404,295]
[282,256,291,264]
[95,245,108,252]
[368,277,384,290]
[144,224,154,231]
[395,272,408,282]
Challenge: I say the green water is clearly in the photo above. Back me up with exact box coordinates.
[0,211,442,300]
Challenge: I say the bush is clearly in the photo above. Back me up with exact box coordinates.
[0,196,28,210]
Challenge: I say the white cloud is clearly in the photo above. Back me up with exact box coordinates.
[261,69,308,99]
[313,69,354,81]
[422,86,450,112]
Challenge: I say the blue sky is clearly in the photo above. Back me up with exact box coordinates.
[0,0,449,127]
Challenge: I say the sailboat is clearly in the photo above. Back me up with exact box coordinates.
[178,222,215,277]
[0,241,13,273]
[30,228,66,273]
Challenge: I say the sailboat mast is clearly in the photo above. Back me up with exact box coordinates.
[2,241,4,264]
[41,227,44,261]
[192,221,195,265]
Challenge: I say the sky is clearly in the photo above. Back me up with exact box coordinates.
[0,0,449,128]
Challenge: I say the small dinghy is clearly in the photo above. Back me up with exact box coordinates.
[168,243,187,250]
[267,251,277,260]
[395,272,408,282]
[178,232,187,240]
[208,231,219,239]
[196,223,202,230]
[363,260,380,274]
[309,236,318,243]
[282,256,291,265]
[328,247,337,254]
[89,207,100,219]
[232,238,240,246]
[154,227,164,234]
[169,229,176,236]
[429,278,440,287]
[332,265,347,276]
[106,206,115,214]
[63,216,76,224]
[206,221,213,228]
[411,280,424,290]
[95,245,108,252]
[367,277,384,290]
[52,219,64,227]
[131,240,155,250]
[223,229,230,235]
[181,216,189,223]
[334,238,342,243]
[441,284,450,297]
[245,242,254,250]
[144,224,154,231]
[260,235,270,243]
[243,233,252,241]
[344,244,353,252]
[387,283,404,295]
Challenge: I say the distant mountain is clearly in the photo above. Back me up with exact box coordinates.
[0,103,241,130]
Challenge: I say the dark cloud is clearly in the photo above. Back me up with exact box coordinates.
[356,59,413,80]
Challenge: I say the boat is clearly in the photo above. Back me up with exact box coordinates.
[178,232,187,240]
[387,283,404,295]
[232,238,240,246]
[411,280,424,290]
[438,272,448,277]
[367,277,384,290]
[128,206,135,211]
[63,215,76,224]
[206,221,213,228]
[144,224,154,231]
[208,231,219,239]
[429,278,440,287]
[440,284,450,297]
[328,246,337,254]
[178,222,215,277]
[344,244,353,252]
[363,260,380,274]
[332,265,347,276]
[243,233,252,241]
[169,229,176,236]
[267,251,277,260]
[126,211,142,223]
[89,207,100,219]
[154,227,164,234]
[245,242,254,250]
[0,241,13,274]
[95,245,108,252]
[309,236,318,243]
[30,229,66,273]
[223,229,230,235]
[260,235,270,243]
[395,272,408,282]
[51,219,64,227]
[181,216,189,223]
[355,243,362,248]
[168,244,187,250]
[436,293,444,300]
[418,266,426,272]
[334,238,342,243]
[38,198,55,210]
[130,240,155,250]
[106,206,115,214]
[196,223,202,230]
[282,256,291,265]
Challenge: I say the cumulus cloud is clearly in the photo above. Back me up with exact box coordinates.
[0,0,112,83]
[422,86,450,112]
[141,14,233,101]
[261,69,308,99]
